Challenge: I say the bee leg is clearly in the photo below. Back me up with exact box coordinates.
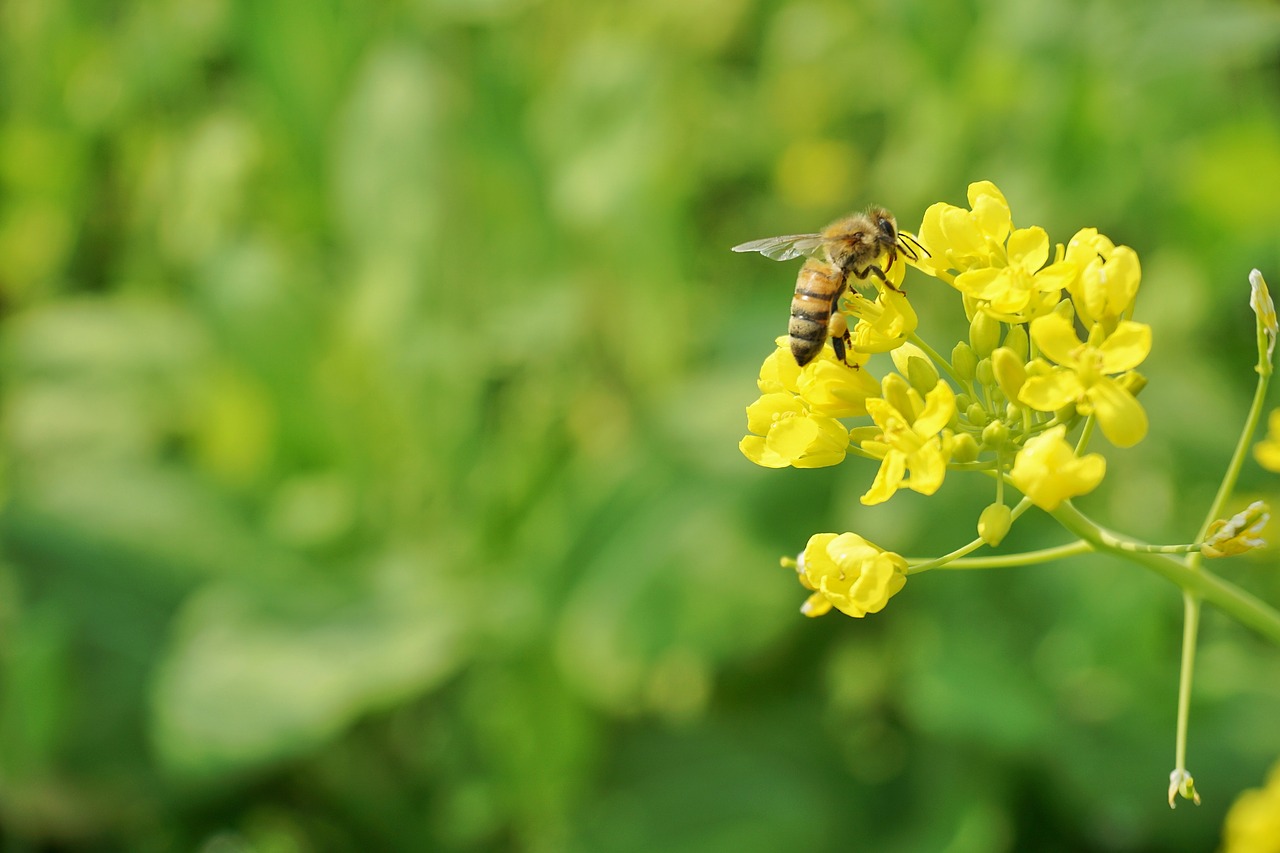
[856,264,904,294]
[828,312,855,367]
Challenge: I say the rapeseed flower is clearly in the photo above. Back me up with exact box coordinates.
[1009,425,1106,510]
[793,532,908,618]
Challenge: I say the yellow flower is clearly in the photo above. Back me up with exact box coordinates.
[953,226,1076,322]
[916,180,1074,323]
[917,180,1012,275]
[1222,759,1280,853]
[755,336,880,419]
[740,393,848,468]
[1063,228,1142,330]
[1255,409,1280,473]
[794,532,908,618]
[1018,313,1151,447]
[860,380,955,505]
[846,287,919,353]
[1009,425,1106,510]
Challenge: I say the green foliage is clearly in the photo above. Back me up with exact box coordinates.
[2,0,1280,849]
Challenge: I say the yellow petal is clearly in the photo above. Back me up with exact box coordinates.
[1097,321,1151,373]
[861,450,906,505]
[1089,377,1148,447]
[913,381,956,436]
[1019,369,1083,411]
[1030,313,1083,365]
[967,181,1011,243]
[745,393,802,437]
[1007,226,1049,272]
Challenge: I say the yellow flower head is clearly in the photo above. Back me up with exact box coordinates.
[917,181,1012,274]
[1018,313,1151,447]
[846,287,919,354]
[1063,228,1142,331]
[740,392,848,468]
[860,380,955,505]
[916,181,1075,323]
[795,532,908,618]
[1009,424,1106,510]
[757,336,879,418]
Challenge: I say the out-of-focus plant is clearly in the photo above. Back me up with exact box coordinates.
[737,181,1280,809]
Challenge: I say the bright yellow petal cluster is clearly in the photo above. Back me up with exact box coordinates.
[1222,759,1280,853]
[793,532,908,618]
[916,181,1075,323]
[846,287,918,353]
[1063,228,1141,331]
[859,380,955,505]
[1009,425,1106,510]
[1018,313,1151,447]
[741,338,880,468]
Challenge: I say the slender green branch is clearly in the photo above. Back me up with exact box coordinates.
[1173,591,1200,776]
[938,540,1094,569]
[1049,500,1280,644]
[1193,357,1273,552]
[906,498,1033,573]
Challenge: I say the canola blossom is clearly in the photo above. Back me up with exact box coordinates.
[736,183,1280,810]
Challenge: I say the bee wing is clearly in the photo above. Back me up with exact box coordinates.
[730,233,825,261]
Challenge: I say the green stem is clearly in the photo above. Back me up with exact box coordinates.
[1192,357,1273,552]
[1173,591,1199,774]
[938,540,1093,569]
[906,498,1033,573]
[1049,500,1280,644]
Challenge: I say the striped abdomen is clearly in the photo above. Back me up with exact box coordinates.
[789,258,846,366]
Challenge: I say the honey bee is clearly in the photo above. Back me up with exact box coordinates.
[733,207,925,367]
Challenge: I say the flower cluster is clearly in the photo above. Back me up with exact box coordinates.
[739,181,1154,616]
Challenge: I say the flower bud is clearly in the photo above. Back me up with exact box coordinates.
[954,393,972,413]
[951,432,980,463]
[966,402,989,427]
[1117,371,1147,397]
[981,420,1009,448]
[1003,324,1029,361]
[978,502,1012,546]
[951,342,978,381]
[975,358,995,388]
[1053,299,1075,323]
[880,372,915,421]
[906,356,940,398]
[970,311,1002,358]
[991,346,1027,401]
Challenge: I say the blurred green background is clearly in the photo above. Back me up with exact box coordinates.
[3,0,1280,850]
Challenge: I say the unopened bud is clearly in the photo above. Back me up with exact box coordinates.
[975,358,996,388]
[978,503,1012,546]
[981,420,1009,448]
[951,432,980,463]
[966,402,989,427]
[880,372,915,420]
[1118,371,1147,397]
[1003,324,1029,361]
[991,347,1028,400]
[951,342,978,381]
[970,311,1002,358]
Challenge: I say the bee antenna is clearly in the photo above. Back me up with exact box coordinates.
[898,231,930,259]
